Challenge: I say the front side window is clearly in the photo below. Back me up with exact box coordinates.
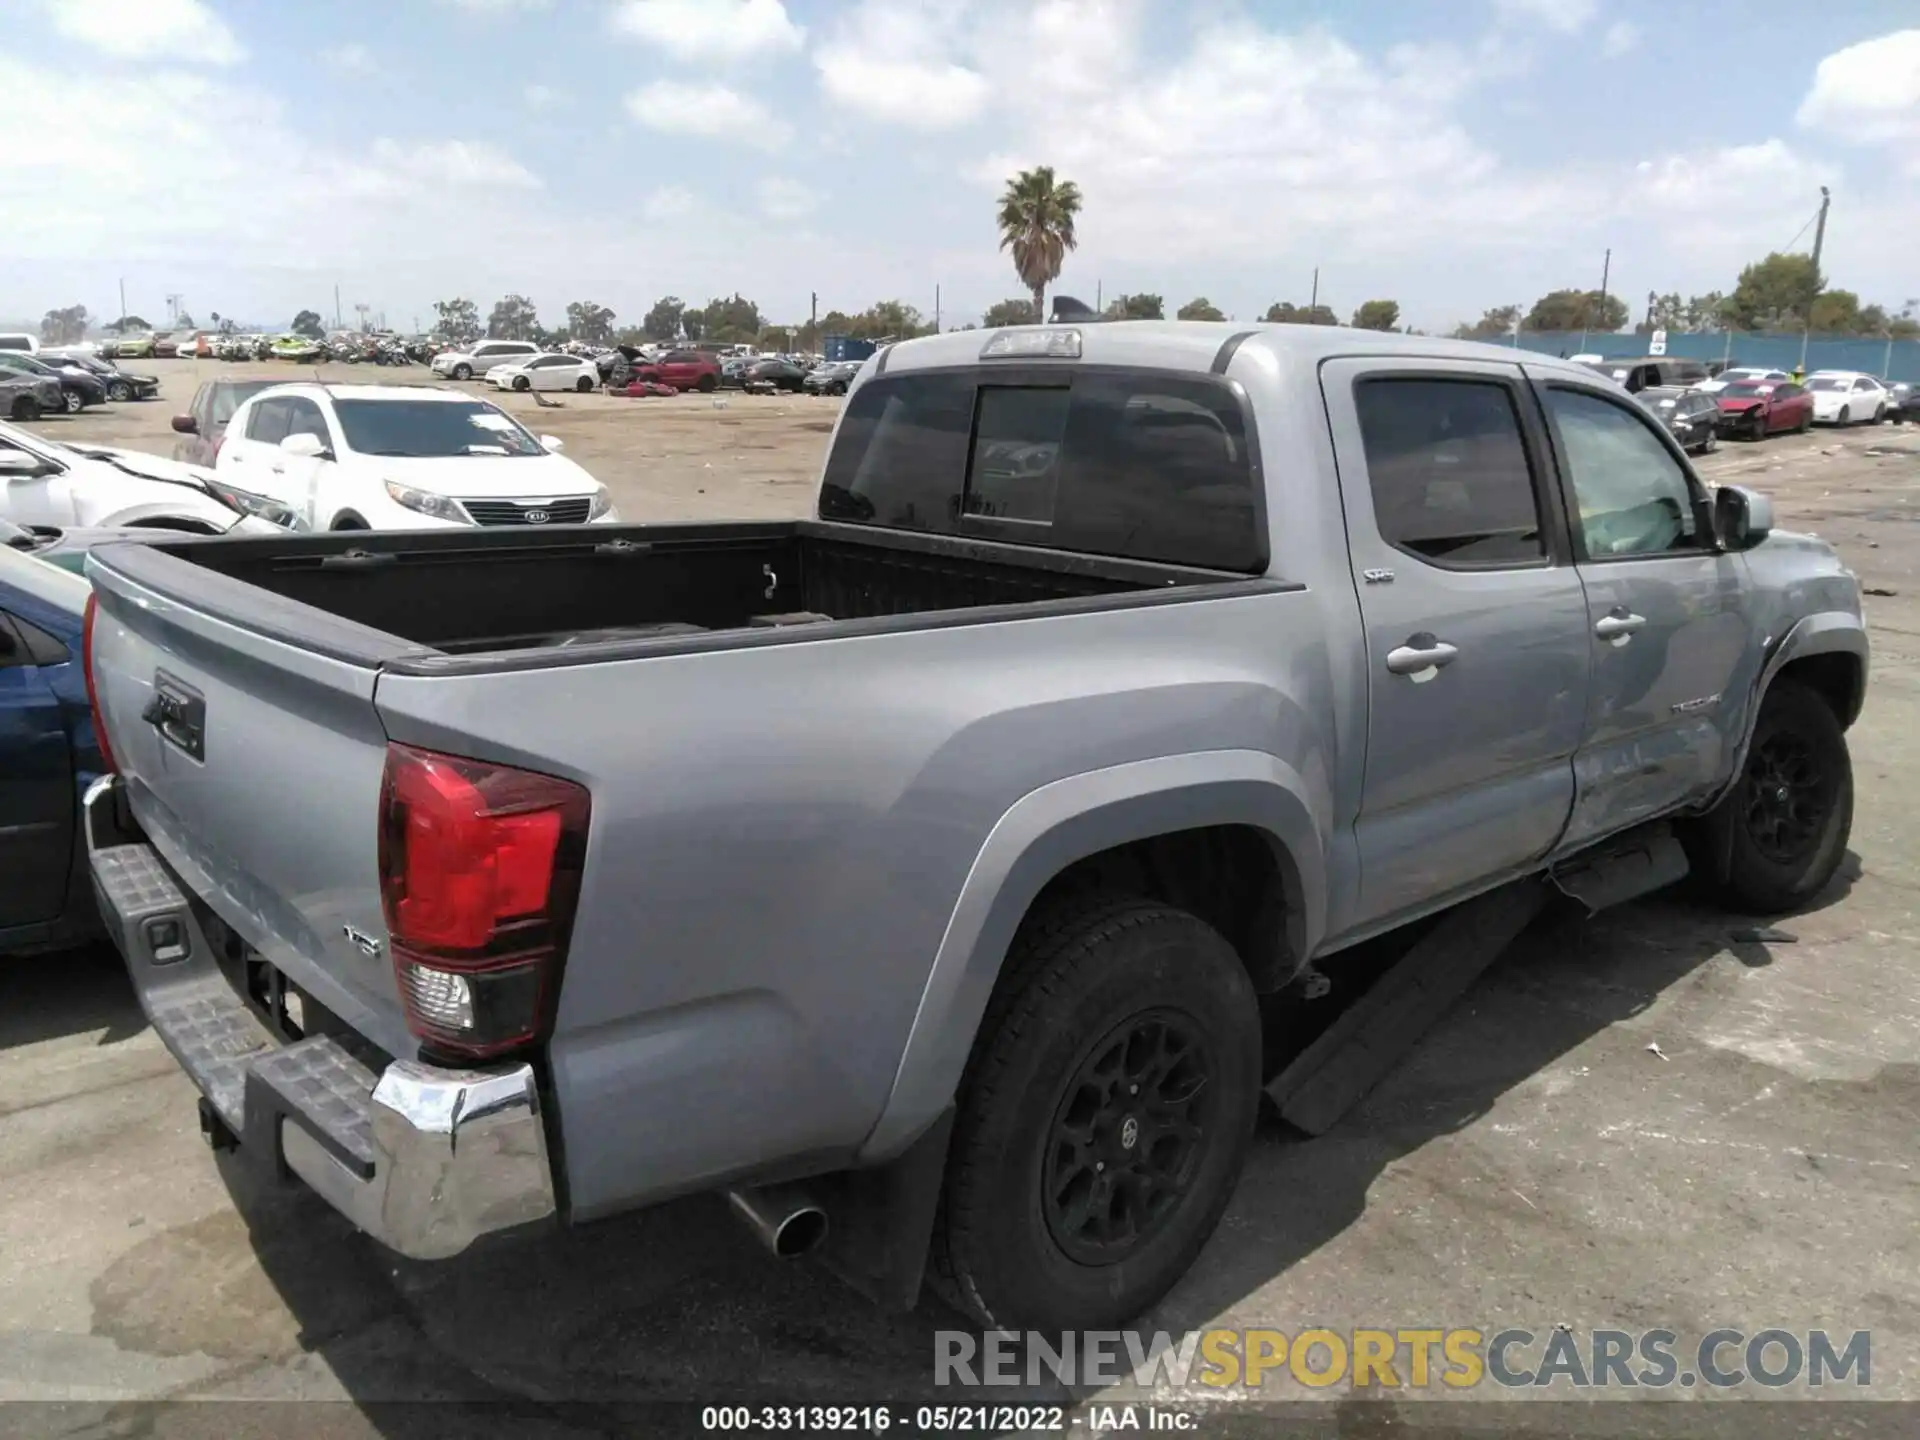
[1543,387,1700,559]
[284,398,331,442]
[1353,377,1544,567]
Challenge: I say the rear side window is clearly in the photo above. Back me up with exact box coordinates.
[1353,378,1544,567]
[246,397,292,444]
[820,369,1263,571]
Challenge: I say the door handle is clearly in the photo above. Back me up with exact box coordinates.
[1386,633,1460,678]
[1594,608,1647,642]
[270,464,286,474]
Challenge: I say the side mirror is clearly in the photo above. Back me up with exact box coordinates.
[539,434,564,453]
[171,414,198,435]
[280,432,329,459]
[1715,484,1773,551]
[0,452,53,481]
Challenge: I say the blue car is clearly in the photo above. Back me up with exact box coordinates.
[0,541,106,954]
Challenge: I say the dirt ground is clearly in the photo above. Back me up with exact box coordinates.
[7,358,1920,1434]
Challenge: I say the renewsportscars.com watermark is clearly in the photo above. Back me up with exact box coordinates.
[936,1327,1872,1392]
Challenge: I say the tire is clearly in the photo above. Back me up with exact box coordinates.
[108,381,133,402]
[576,375,594,393]
[329,513,369,531]
[1702,430,1718,454]
[1838,406,1850,426]
[512,375,531,392]
[1685,680,1853,915]
[63,390,84,414]
[696,374,718,393]
[1872,405,1885,425]
[1750,411,1768,441]
[9,396,39,422]
[930,895,1261,1332]
[452,363,473,381]
[1798,410,1812,434]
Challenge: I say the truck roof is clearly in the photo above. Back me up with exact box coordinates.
[881,319,1605,384]
[244,382,476,403]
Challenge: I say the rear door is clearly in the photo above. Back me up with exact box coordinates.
[0,608,73,928]
[1321,359,1592,926]
[1533,376,1760,849]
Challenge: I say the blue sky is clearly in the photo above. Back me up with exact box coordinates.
[4,0,1917,333]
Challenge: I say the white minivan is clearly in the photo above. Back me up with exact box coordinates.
[215,382,617,531]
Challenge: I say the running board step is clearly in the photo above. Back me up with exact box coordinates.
[1265,878,1549,1137]
[1547,823,1690,915]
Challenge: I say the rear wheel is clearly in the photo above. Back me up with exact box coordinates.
[1684,680,1853,914]
[931,895,1260,1331]
[9,396,40,422]
[576,375,594,393]
[697,374,718,393]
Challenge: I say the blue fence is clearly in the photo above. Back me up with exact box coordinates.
[1503,330,1920,384]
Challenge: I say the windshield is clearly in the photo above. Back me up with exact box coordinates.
[1807,378,1849,392]
[212,380,278,425]
[332,398,544,457]
[1722,383,1772,398]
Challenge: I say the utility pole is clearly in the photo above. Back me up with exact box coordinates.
[1309,267,1319,315]
[334,284,343,330]
[1096,280,1102,314]
[118,278,127,326]
[935,284,941,333]
[165,293,182,324]
[1645,290,1657,331]
[1800,186,1831,371]
[1578,248,1611,354]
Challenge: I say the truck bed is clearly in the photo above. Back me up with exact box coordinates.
[97,520,1234,665]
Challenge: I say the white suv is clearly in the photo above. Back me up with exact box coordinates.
[214,383,618,532]
[431,339,540,381]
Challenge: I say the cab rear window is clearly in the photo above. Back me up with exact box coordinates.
[818,368,1264,572]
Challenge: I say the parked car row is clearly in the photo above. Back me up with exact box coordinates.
[0,347,161,420]
[427,338,863,399]
[1581,354,1908,447]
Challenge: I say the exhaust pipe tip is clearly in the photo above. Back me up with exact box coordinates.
[727,1186,829,1259]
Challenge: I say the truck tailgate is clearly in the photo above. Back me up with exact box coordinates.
[85,548,417,1058]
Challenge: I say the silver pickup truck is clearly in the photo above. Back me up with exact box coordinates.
[80,323,1866,1332]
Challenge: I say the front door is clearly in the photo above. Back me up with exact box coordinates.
[1321,359,1593,929]
[1530,377,1762,850]
[0,613,74,928]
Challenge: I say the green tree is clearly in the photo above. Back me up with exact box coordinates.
[38,304,89,344]
[1350,298,1400,332]
[982,298,1038,328]
[1264,301,1337,325]
[1451,305,1520,339]
[695,293,763,343]
[1684,292,1731,331]
[1635,292,1685,334]
[487,294,539,339]
[1104,293,1164,320]
[848,299,928,340]
[1729,252,1822,331]
[996,165,1083,324]
[174,311,197,330]
[291,310,326,339]
[1808,289,1865,334]
[641,296,686,342]
[1177,297,1226,321]
[564,301,616,345]
[1523,289,1628,333]
[431,298,481,344]
[104,314,152,334]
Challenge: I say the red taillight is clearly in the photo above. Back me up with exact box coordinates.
[82,593,119,774]
[377,743,589,1059]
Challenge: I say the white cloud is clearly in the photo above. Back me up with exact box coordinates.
[34,0,244,64]
[1797,30,1920,143]
[758,177,823,220]
[435,0,553,11]
[610,0,803,63]
[1600,21,1639,58]
[624,80,791,150]
[322,43,378,77]
[524,84,557,110]
[814,1,989,130]
[1490,0,1597,33]
[643,185,700,221]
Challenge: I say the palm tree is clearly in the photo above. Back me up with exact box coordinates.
[997,166,1083,325]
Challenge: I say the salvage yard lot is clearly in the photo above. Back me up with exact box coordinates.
[7,358,1920,1422]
